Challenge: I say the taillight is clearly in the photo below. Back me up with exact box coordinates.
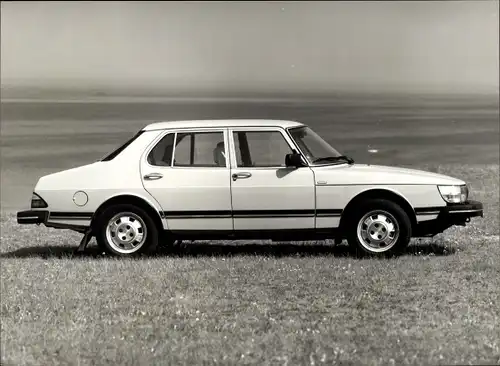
[31,193,48,208]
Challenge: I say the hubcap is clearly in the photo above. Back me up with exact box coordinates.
[105,212,147,254]
[356,210,399,252]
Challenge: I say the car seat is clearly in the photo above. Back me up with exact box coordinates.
[213,142,226,167]
[160,144,174,166]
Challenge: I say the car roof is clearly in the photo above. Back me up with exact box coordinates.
[142,119,305,131]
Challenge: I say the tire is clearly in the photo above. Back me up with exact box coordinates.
[95,204,159,256]
[345,199,411,257]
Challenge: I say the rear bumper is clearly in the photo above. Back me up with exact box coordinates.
[414,200,484,237]
[17,210,90,233]
[17,210,48,225]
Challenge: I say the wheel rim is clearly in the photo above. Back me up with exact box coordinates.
[356,210,400,253]
[105,212,147,254]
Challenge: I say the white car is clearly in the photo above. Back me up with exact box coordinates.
[17,119,483,257]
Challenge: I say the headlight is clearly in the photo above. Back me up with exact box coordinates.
[438,185,468,203]
[31,193,48,208]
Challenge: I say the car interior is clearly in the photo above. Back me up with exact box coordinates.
[148,135,227,167]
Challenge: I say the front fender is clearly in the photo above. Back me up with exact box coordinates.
[315,184,445,229]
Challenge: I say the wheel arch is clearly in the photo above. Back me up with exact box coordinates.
[338,188,417,234]
[91,193,165,232]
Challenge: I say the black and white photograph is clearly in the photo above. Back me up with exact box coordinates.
[1,1,499,365]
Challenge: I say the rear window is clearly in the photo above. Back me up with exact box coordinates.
[101,130,144,161]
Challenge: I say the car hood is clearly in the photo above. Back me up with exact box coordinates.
[312,164,465,186]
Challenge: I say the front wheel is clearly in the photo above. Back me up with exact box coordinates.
[346,199,411,257]
[95,204,158,256]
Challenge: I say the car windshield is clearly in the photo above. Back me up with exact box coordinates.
[288,126,349,165]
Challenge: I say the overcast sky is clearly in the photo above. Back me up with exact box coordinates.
[1,1,498,93]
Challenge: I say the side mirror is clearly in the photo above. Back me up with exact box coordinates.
[285,153,305,168]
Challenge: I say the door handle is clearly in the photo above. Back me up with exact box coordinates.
[232,172,252,181]
[144,173,163,180]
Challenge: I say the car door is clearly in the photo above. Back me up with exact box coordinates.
[228,127,316,230]
[140,128,232,231]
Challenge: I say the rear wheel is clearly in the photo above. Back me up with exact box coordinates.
[95,204,158,256]
[346,199,411,257]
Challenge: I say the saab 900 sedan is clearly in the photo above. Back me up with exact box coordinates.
[17,119,483,257]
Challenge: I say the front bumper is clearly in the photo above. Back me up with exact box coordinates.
[17,210,48,225]
[441,200,483,220]
[415,200,484,237]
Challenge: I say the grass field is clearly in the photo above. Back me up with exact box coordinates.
[1,93,499,365]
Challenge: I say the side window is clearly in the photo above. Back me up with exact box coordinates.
[147,133,175,166]
[233,131,293,167]
[173,131,226,167]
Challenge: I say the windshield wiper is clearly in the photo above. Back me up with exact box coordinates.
[312,155,354,165]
